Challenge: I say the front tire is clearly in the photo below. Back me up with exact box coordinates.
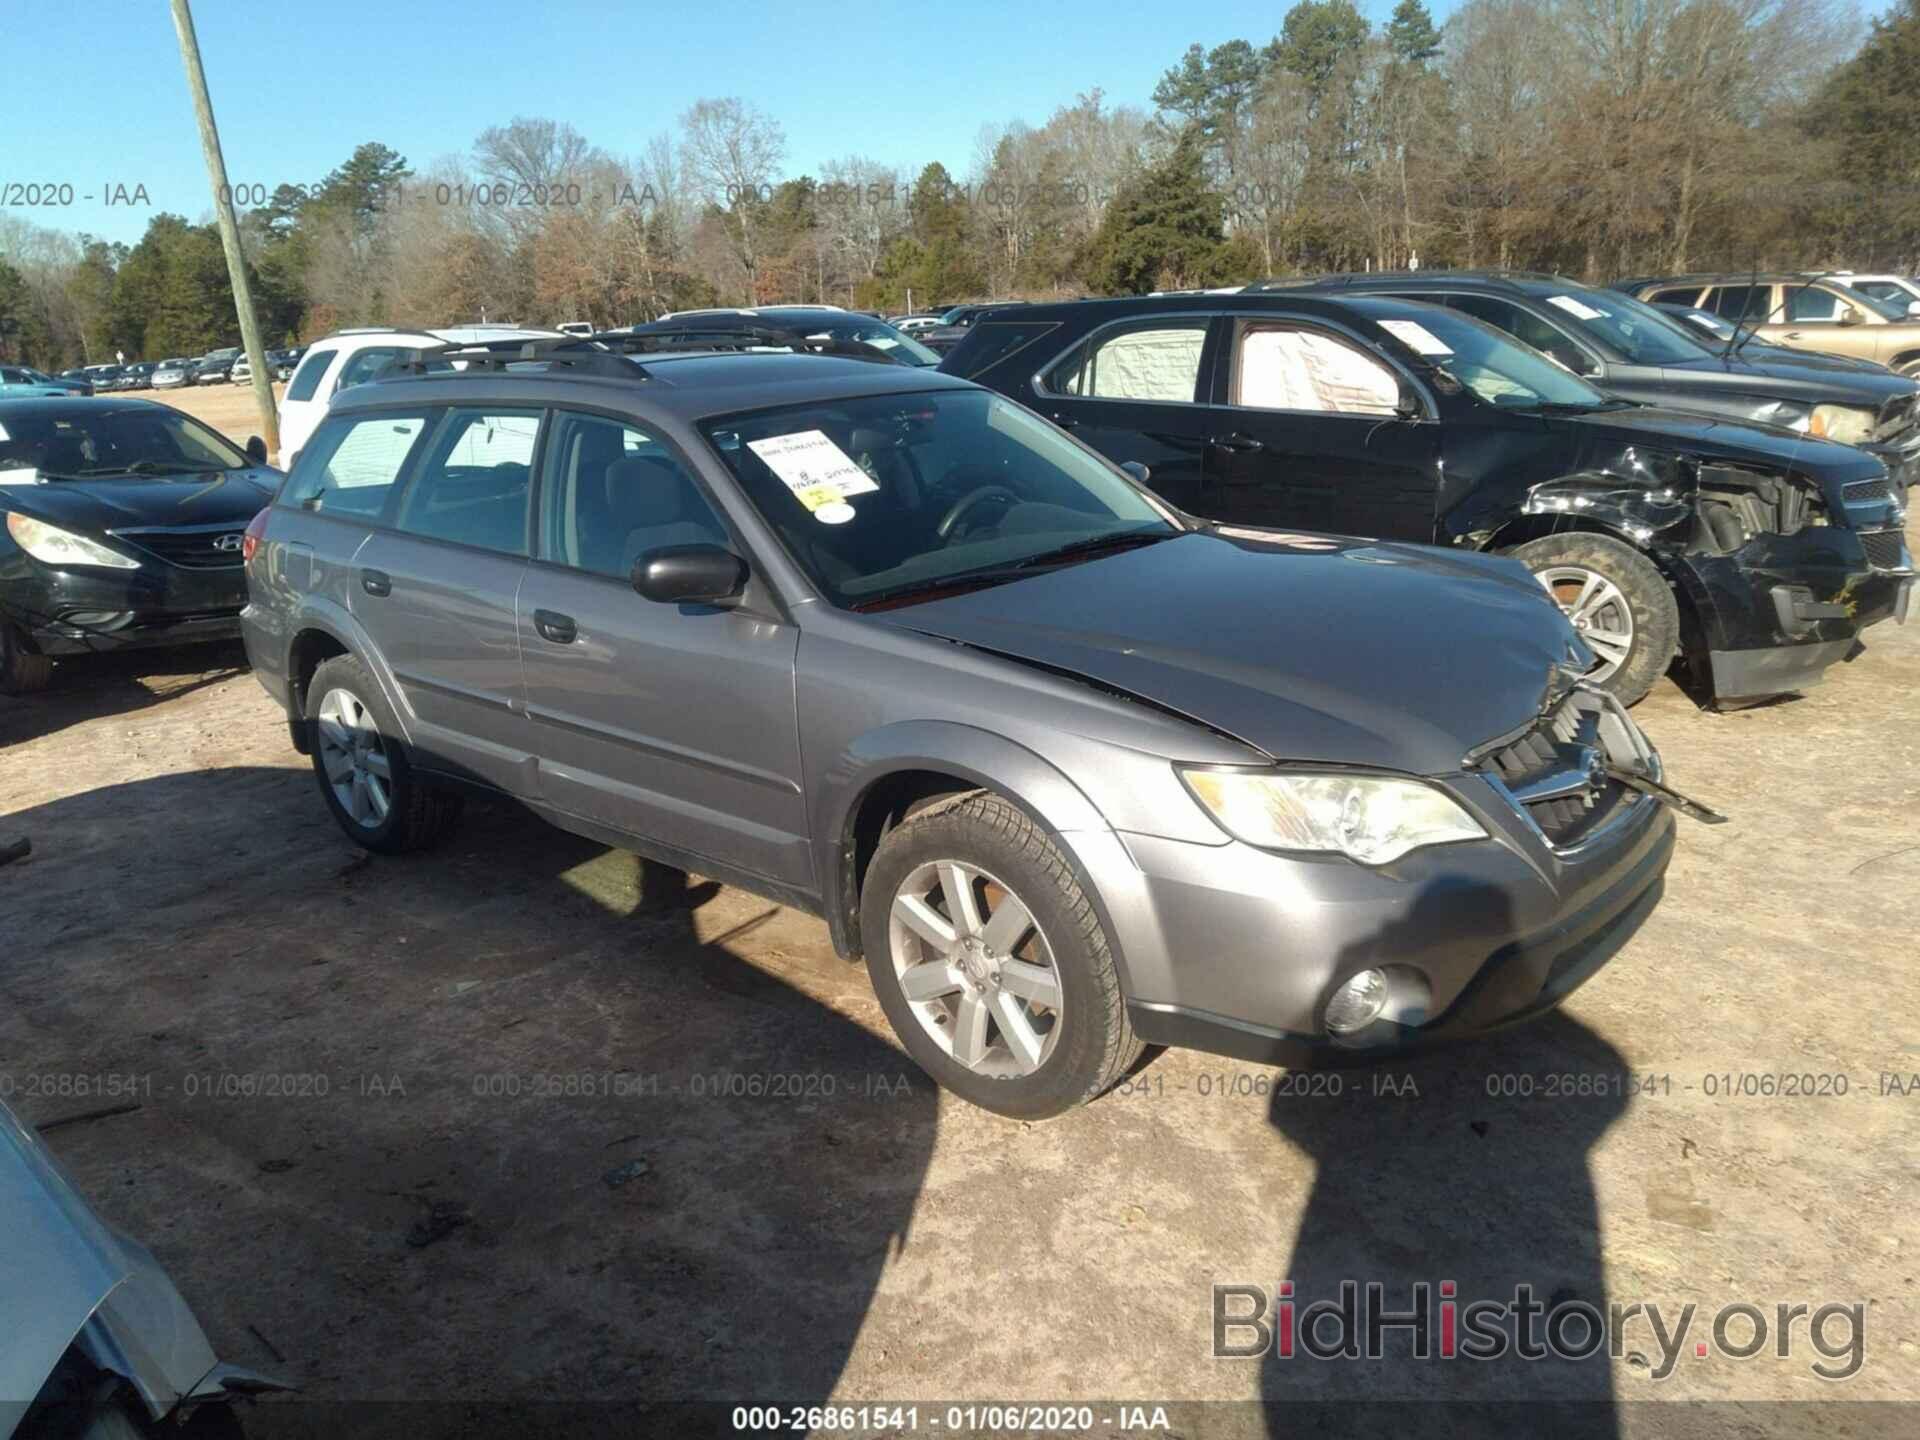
[860,792,1140,1119]
[0,623,53,695]
[1507,533,1679,706]
[305,654,461,853]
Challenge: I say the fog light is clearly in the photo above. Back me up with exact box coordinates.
[1325,968,1389,1035]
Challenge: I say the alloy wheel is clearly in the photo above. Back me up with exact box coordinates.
[1535,564,1635,683]
[887,859,1063,1077]
[316,687,393,829]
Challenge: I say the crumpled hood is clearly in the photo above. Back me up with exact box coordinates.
[1563,406,1886,484]
[873,530,1589,774]
[0,468,277,536]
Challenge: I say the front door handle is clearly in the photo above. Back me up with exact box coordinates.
[1212,433,1265,454]
[533,609,578,644]
[1050,411,1080,430]
[359,567,391,597]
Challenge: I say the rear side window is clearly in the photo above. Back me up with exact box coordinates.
[284,346,336,402]
[539,411,726,579]
[392,409,542,555]
[1230,323,1399,414]
[1708,286,1772,322]
[944,319,1062,379]
[333,346,413,394]
[282,410,431,518]
[1044,321,1207,403]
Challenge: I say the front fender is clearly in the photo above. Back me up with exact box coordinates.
[815,720,1139,988]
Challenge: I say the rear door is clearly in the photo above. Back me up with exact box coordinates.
[1030,315,1217,513]
[348,405,542,793]
[1200,314,1441,540]
[516,408,811,890]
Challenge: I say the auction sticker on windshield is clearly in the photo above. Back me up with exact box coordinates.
[748,429,878,524]
[1379,320,1453,356]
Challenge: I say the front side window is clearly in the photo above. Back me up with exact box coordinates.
[284,346,335,402]
[701,389,1178,608]
[539,411,728,579]
[1369,307,1611,411]
[392,408,541,555]
[1044,322,1207,403]
[1786,287,1844,323]
[281,410,431,517]
[1230,323,1401,414]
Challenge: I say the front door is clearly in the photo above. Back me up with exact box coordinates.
[1030,315,1217,513]
[1201,315,1441,541]
[516,409,812,891]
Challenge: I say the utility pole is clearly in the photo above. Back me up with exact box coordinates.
[169,0,279,458]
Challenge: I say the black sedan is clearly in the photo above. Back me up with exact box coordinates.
[0,397,281,692]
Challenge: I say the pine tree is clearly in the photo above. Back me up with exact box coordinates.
[1082,131,1228,294]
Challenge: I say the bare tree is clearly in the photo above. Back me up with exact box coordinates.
[679,97,787,298]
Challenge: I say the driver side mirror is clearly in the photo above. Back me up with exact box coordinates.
[1839,306,1864,327]
[632,545,749,605]
[245,435,269,466]
[1119,460,1151,485]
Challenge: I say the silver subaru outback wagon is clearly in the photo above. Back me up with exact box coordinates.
[240,345,1690,1118]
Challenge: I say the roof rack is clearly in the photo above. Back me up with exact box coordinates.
[389,338,648,382]
[591,323,907,366]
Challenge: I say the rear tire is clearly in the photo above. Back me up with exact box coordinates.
[1506,533,1679,706]
[861,792,1140,1119]
[305,653,461,853]
[0,623,53,695]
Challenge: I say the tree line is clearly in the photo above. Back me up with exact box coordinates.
[3,0,1916,369]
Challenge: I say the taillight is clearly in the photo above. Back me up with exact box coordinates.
[242,506,270,563]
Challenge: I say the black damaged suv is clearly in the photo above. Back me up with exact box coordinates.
[947,293,1914,705]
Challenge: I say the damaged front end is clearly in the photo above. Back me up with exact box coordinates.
[1504,446,1912,701]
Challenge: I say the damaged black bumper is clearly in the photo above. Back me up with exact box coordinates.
[0,558,248,657]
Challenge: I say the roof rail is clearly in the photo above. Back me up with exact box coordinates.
[592,324,907,366]
[388,338,648,382]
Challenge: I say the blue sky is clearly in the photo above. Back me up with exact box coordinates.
[4,0,1466,246]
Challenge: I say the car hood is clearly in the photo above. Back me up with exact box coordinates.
[1658,352,1914,400]
[871,530,1588,774]
[0,468,278,534]
[1560,405,1886,489]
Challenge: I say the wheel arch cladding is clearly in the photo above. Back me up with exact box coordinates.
[820,721,1133,983]
[285,608,414,751]
[286,625,350,750]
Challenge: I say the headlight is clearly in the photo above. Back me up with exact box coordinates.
[5,512,140,569]
[1179,768,1487,865]
[1809,404,1876,445]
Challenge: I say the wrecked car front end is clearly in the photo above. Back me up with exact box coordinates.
[0,1100,286,1439]
[1455,416,1914,701]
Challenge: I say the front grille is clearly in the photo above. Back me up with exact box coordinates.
[1842,478,1892,503]
[109,525,247,570]
[1474,689,1651,849]
[1861,529,1910,570]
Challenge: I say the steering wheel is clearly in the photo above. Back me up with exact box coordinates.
[936,485,1019,540]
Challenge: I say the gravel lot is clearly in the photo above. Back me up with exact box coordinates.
[0,403,1914,1434]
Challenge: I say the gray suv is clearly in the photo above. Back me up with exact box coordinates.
[241,344,1691,1117]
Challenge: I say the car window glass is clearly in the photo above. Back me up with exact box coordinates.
[0,368,24,383]
[1709,286,1772,322]
[1439,296,1598,372]
[282,410,431,517]
[285,347,335,402]
[1786,287,1844,322]
[1231,324,1399,414]
[944,319,1063,379]
[1045,323,1206,403]
[333,346,412,393]
[539,411,728,579]
[393,408,541,555]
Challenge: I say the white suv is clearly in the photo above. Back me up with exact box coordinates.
[277,326,558,463]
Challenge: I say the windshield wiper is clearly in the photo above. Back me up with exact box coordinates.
[1008,526,1175,569]
[849,566,1038,612]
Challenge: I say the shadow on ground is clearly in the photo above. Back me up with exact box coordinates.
[3,767,936,1437]
[0,640,249,749]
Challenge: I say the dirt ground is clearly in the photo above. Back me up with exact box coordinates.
[2,504,1916,1434]
[145,380,285,462]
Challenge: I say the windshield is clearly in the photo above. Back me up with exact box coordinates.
[1541,289,1711,364]
[0,406,248,476]
[701,389,1178,607]
[1374,308,1611,409]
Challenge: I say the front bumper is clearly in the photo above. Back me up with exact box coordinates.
[2,559,248,656]
[1109,754,1676,1067]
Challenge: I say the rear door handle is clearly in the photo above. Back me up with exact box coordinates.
[1212,433,1265,454]
[359,567,391,597]
[533,609,578,644]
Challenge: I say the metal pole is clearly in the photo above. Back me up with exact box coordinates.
[168,0,279,459]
